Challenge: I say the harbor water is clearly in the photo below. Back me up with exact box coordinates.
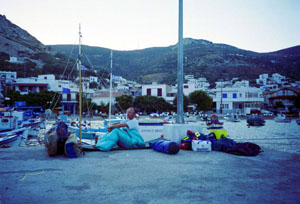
[221,119,300,153]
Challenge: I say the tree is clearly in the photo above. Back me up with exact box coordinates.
[133,95,172,113]
[115,95,133,112]
[294,93,300,108]
[172,95,190,112]
[189,90,213,111]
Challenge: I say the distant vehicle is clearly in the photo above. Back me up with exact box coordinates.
[261,110,274,116]
[250,109,261,115]
[150,113,159,118]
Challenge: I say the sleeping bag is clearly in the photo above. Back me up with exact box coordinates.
[95,127,145,151]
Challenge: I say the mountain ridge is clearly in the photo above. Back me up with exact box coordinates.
[0,14,299,85]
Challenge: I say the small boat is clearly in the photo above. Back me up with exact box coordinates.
[274,113,291,123]
[247,114,265,126]
[224,113,240,122]
[206,114,223,129]
[0,133,18,145]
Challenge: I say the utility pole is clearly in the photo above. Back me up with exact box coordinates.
[176,0,184,124]
[220,79,223,114]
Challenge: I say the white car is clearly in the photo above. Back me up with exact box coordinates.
[261,110,274,116]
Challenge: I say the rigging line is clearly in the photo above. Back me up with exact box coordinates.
[61,44,76,79]
[66,59,78,80]
[82,53,109,90]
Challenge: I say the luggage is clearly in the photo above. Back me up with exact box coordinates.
[192,140,211,152]
[65,133,84,158]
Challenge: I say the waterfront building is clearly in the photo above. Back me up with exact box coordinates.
[267,87,300,110]
[91,90,124,106]
[142,82,171,101]
[213,86,264,114]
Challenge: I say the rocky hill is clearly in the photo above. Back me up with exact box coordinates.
[1,14,299,85]
[50,39,300,85]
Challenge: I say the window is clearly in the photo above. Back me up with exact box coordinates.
[44,76,47,79]
[222,93,227,98]
[239,93,242,97]
[233,93,237,98]
[67,94,71,101]
[147,88,151,95]
[184,85,189,89]
[157,88,162,96]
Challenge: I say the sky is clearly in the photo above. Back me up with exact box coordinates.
[1,0,300,52]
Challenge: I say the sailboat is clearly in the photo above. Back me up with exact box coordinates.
[70,26,121,145]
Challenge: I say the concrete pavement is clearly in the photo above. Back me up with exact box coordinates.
[0,146,300,204]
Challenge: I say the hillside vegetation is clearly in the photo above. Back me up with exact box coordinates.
[0,14,299,85]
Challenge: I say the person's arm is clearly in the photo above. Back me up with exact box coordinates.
[107,122,128,132]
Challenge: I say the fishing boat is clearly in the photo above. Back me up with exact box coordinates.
[247,114,265,126]
[224,113,240,122]
[274,113,291,123]
[0,113,30,146]
[206,114,223,129]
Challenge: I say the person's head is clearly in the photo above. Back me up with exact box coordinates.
[126,107,136,120]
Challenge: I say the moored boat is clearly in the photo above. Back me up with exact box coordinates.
[206,114,223,129]
[247,114,265,126]
[224,113,241,122]
[274,113,291,123]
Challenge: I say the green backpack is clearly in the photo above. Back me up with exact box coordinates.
[64,133,84,158]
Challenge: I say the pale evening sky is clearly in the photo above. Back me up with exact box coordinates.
[1,0,300,53]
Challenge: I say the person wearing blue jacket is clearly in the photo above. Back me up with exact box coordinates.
[95,107,145,151]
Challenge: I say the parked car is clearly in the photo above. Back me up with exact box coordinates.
[250,109,261,115]
[150,113,160,118]
[261,109,274,116]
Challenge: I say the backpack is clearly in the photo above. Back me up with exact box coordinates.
[44,121,69,156]
[56,121,69,155]
[64,133,84,158]
[44,126,58,156]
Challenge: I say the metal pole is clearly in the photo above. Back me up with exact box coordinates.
[108,50,113,126]
[176,0,184,124]
[220,80,223,114]
[78,24,82,145]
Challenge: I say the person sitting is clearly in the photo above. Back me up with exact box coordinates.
[95,107,145,151]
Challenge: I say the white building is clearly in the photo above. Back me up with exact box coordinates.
[91,91,124,105]
[233,80,249,88]
[213,87,264,114]
[256,74,269,86]
[271,73,287,85]
[89,76,98,83]
[142,82,171,100]
[0,71,17,84]
[14,76,49,94]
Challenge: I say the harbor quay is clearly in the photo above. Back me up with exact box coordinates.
[0,146,300,204]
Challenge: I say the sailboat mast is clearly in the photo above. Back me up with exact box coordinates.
[78,24,82,144]
[108,50,113,125]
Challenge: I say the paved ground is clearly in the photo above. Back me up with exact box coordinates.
[0,146,300,204]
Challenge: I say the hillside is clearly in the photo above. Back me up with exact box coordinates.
[50,39,300,84]
[0,14,299,85]
[0,15,82,79]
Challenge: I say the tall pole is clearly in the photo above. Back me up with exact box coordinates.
[220,80,223,114]
[108,50,113,125]
[177,0,184,123]
[78,24,82,145]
